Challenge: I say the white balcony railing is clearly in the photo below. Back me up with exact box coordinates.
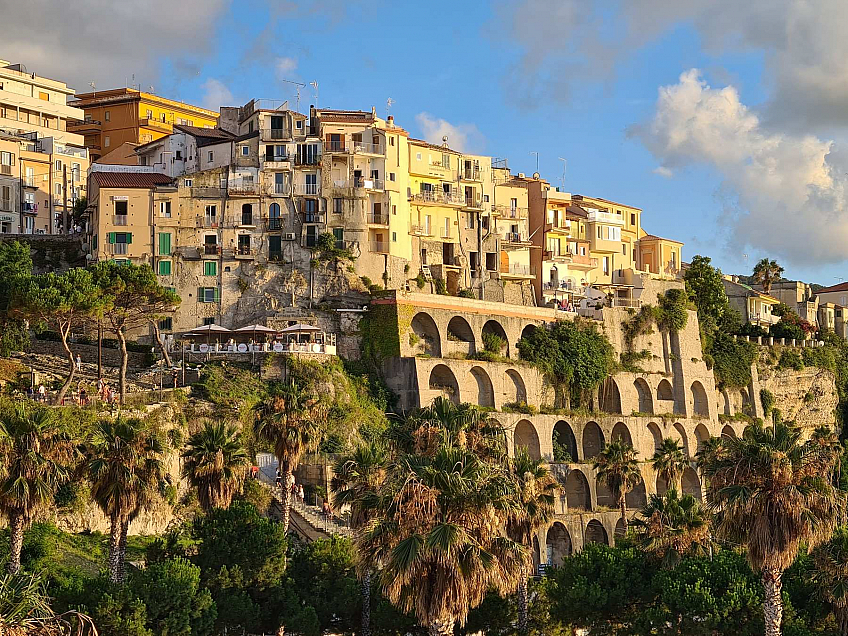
[501,264,536,277]
[587,209,625,225]
[293,183,320,196]
[113,215,128,226]
[353,142,383,155]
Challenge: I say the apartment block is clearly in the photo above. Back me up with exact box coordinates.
[70,88,219,161]
[0,61,85,146]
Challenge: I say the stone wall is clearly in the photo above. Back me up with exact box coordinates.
[29,338,151,368]
[0,235,87,274]
[756,364,839,430]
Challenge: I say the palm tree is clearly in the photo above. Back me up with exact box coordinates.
[0,404,74,574]
[631,489,711,568]
[85,416,166,583]
[505,448,558,635]
[652,437,688,492]
[254,380,323,532]
[0,569,97,636]
[702,421,842,636]
[752,258,784,294]
[414,396,506,459]
[594,439,641,531]
[331,443,389,636]
[812,527,848,635]
[359,445,525,636]
[182,421,248,512]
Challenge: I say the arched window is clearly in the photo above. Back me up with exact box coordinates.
[268,202,281,230]
[514,420,541,461]
[553,421,578,463]
[582,422,605,460]
[241,203,253,226]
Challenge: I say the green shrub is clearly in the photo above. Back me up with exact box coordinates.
[458,288,475,299]
[708,331,757,388]
[778,350,804,371]
[482,331,506,353]
[655,288,689,333]
[415,273,426,289]
[760,388,775,417]
[434,277,447,295]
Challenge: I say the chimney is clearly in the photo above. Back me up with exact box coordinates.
[387,115,394,128]
[371,106,376,116]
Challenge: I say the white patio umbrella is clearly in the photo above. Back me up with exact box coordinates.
[235,324,277,339]
[184,324,232,345]
[279,323,321,333]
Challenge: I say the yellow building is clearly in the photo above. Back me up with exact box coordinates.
[637,232,683,278]
[69,88,218,161]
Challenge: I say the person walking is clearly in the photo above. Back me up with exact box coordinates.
[298,484,305,504]
[75,354,82,372]
[37,384,46,402]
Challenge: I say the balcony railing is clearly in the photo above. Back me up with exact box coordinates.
[410,190,465,206]
[370,240,389,253]
[264,217,284,231]
[239,215,255,227]
[203,244,220,256]
[465,197,484,210]
[229,180,260,195]
[587,209,625,225]
[493,205,528,219]
[197,216,220,228]
[113,215,128,226]
[501,264,536,277]
[303,212,324,224]
[272,183,290,196]
[462,167,481,180]
[503,232,529,244]
[21,202,37,214]
[325,141,346,153]
[294,153,322,166]
[260,127,291,141]
[293,183,320,196]
[22,177,38,188]
[543,281,584,294]
[235,246,253,257]
[353,142,383,155]
[440,228,451,239]
[367,213,389,225]
[409,224,433,236]
[139,118,173,132]
[612,297,642,308]
[0,165,12,176]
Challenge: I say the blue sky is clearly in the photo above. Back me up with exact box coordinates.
[9,0,847,285]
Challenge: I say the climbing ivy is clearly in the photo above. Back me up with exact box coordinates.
[708,331,757,389]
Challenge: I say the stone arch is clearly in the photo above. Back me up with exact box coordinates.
[721,424,737,439]
[565,469,591,511]
[721,389,732,416]
[469,366,495,408]
[657,379,674,406]
[614,518,627,543]
[520,323,537,342]
[596,480,614,508]
[504,369,527,404]
[691,381,709,417]
[411,312,441,357]
[740,388,751,415]
[514,420,541,461]
[553,421,578,463]
[447,316,475,345]
[625,475,647,509]
[598,377,622,414]
[532,536,541,574]
[611,422,632,446]
[546,522,572,566]
[681,467,702,499]
[635,378,653,414]
[672,422,690,458]
[482,319,509,357]
[647,422,663,453]
[585,519,609,545]
[241,202,253,225]
[428,364,459,404]
[694,423,711,455]
[582,421,605,460]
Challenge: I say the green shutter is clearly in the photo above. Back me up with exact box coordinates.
[159,232,171,256]
[213,287,220,302]
[158,260,171,276]
[204,261,217,277]
[108,232,115,244]
[126,232,133,245]
[197,287,204,303]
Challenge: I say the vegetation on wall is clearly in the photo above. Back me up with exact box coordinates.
[517,318,615,409]
[709,331,758,389]
[358,302,403,371]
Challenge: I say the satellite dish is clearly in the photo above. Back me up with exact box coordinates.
[532,172,541,179]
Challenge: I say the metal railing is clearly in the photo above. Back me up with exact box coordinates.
[462,167,481,180]
[503,231,528,243]
[261,127,291,141]
[197,216,219,228]
[367,213,389,225]
[303,212,324,224]
[264,217,284,231]
[410,190,465,206]
[235,246,253,256]
[294,153,322,166]
[501,264,535,276]
[370,240,389,253]
[22,177,37,188]
[611,297,642,308]
[203,244,219,255]
[293,183,320,196]
[112,215,128,226]
[409,224,433,236]
[324,141,346,152]
[273,183,290,196]
[353,142,383,155]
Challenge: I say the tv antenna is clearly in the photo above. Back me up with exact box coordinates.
[280,79,307,112]
[558,157,567,189]
[89,82,96,98]
[386,97,395,119]
[530,151,539,174]
[309,81,319,107]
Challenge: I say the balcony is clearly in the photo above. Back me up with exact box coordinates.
[234,246,253,259]
[68,119,102,134]
[493,205,528,220]
[587,209,625,225]
[461,167,481,181]
[203,244,220,256]
[293,183,320,196]
[264,217,284,231]
[543,281,585,296]
[271,183,291,196]
[370,240,389,253]
[409,224,433,237]
[303,212,324,224]
[260,127,291,141]
[440,228,452,240]
[190,186,226,198]
[503,232,529,245]
[234,155,259,168]
[545,221,572,236]
[294,153,322,166]
[325,140,346,153]
[238,215,256,227]
[464,197,484,210]
[113,215,128,226]
[367,213,389,226]
[139,118,173,133]
[263,156,291,170]
[229,180,261,196]
[501,264,536,278]
[197,216,220,228]
[612,297,642,309]
[21,202,37,215]
[353,142,383,156]
[410,190,465,206]
[22,177,38,189]
[0,165,12,176]
[569,253,597,268]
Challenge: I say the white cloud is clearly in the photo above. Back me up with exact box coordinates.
[631,69,848,267]
[199,78,235,110]
[0,0,229,92]
[415,113,485,153]
[274,56,298,79]
[653,166,673,178]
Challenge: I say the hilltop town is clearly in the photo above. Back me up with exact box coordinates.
[1,58,848,636]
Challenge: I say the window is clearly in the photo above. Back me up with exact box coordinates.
[0,151,13,166]
[390,137,395,146]
[184,178,193,187]
[442,154,450,168]
[622,244,627,255]
[333,198,343,214]
[203,317,215,326]
[483,194,489,202]
[39,91,49,101]
[198,287,219,303]
[55,159,62,171]
[603,257,610,275]
[104,111,110,122]
[332,227,344,247]
[175,150,182,160]
[205,205,217,225]
[158,317,172,331]
[268,202,281,229]
[204,261,217,276]
[305,225,317,248]
[55,183,62,195]
[104,136,110,148]
[159,201,171,217]
[158,260,171,275]
[161,113,166,123]
[114,200,127,216]
[241,145,249,156]
[158,232,172,255]
[241,203,252,226]
[416,152,422,161]
[392,231,397,242]
[207,150,213,162]
[466,212,475,229]
[392,204,397,215]
[146,109,153,119]
[389,172,396,182]
[631,213,636,226]
[268,236,282,260]
[108,232,131,254]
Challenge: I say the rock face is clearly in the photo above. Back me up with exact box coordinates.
[756,364,839,430]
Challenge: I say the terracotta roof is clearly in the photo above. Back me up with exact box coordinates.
[640,233,683,244]
[817,281,848,294]
[408,137,462,154]
[91,172,173,188]
[173,124,235,140]
[572,194,642,211]
[566,204,588,219]
[317,109,375,123]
